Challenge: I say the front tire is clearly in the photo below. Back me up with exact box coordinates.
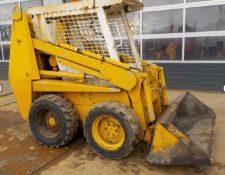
[29,94,79,147]
[84,101,140,159]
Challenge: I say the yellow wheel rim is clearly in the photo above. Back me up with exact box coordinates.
[92,115,125,151]
[49,117,56,126]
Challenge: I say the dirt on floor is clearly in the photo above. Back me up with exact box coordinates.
[0,90,225,175]
[0,81,12,96]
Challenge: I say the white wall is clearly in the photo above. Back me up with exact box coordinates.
[43,0,62,6]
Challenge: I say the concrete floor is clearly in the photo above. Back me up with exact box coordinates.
[0,90,225,175]
[0,81,12,96]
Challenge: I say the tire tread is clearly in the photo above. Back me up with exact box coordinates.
[30,94,79,147]
[84,101,140,159]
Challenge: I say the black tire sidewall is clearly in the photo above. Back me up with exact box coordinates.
[29,100,68,146]
[84,108,136,159]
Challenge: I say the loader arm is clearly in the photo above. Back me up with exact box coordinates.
[32,38,138,91]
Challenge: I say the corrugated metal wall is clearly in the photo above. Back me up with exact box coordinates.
[0,63,8,80]
[158,63,225,92]
[0,63,224,91]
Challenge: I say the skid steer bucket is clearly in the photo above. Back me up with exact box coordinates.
[146,92,216,168]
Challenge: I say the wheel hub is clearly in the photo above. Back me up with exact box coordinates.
[92,115,125,151]
[49,117,56,126]
[44,111,59,133]
[100,120,120,142]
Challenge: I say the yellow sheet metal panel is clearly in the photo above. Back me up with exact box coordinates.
[81,50,104,61]
[10,80,32,121]
[32,79,117,92]
[158,68,169,106]
[62,91,131,122]
[72,104,92,122]
[39,70,85,79]
[33,79,121,93]
[105,59,130,70]
[9,15,40,80]
[143,80,156,123]
[131,101,148,129]
[143,62,168,107]
[9,11,40,120]
[63,91,130,106]
[59,43,79,52]
[151,124,185,153]
[12,6,22,20]
[127,75,148,129]
[100,62,137,91]
[148,124,180,163]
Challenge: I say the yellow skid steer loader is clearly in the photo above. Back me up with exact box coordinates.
[9,0,216,168]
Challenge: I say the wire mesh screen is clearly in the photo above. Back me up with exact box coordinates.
[115,40,133,56]
[37,11,110,57]
[33,9,140,64]
[108,15,139,64]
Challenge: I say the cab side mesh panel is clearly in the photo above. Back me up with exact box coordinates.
[33,10,139,64]
[41,11,110,57]
[108,15,138,63]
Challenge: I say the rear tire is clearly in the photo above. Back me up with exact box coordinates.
[29,94,79,147]
[84,101,140,159]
